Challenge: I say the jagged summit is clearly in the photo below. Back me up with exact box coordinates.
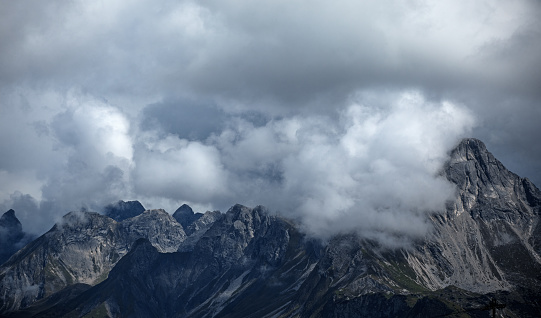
[175,204,194,215]
[104,200,145,222]
[445,138,541,219]
[448,138,509,176]
[173,204,202,229]
[2,209,16,218]
[0,209,21,230]
[0,209,25,265]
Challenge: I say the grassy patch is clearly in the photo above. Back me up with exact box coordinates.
[82,302,110,318]
[377,260,429,293]
[93,269,110,285]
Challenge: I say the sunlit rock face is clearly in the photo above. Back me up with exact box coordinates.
[0,209,187,313]
[394,138,541,298]
[1,138,540,317]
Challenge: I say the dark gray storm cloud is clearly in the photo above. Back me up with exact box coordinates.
[141,98,228,140]
[1,0,540,245]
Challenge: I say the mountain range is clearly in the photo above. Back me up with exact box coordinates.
[0,138,540,317]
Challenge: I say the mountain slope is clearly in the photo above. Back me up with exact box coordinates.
[409,138,541,292]
[31,205,322,318]
[2,138,541,317]
[0,209,186,313]
[280,139,541,317]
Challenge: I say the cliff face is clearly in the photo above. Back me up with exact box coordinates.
[289,139,541,317]
[0,210,24,265]
[408,138,541,293]
[1,138,540,317]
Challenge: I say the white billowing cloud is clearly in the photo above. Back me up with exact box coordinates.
[133,134,229,204]
[0,89,135,234]
[1,88,475,245]
[53,96,133,164]
[42,95,134,223]
[0,0,538,243]
[200,91,475,246]
[0,87,476,245]
[279,93,475,242]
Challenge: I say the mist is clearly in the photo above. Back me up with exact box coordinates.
[1,90,475,247]
[1,0,539,246]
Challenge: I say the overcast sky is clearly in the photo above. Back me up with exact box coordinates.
[1,0,540,246]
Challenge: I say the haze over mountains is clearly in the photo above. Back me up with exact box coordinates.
[2,2,540,316]
[0,138,540,317]
[2,1,541,243]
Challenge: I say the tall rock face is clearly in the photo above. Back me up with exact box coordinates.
[0,209,186,313]
[0,210,33,266]
[104,201,145,222]
[287,138,541,317]
[1,138,541,317]
[404,138,541,293]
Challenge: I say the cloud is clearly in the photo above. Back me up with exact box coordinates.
[2,0,539,105]
[133,134,230,203]
[141,98,228,140]
[0,89,134,234]
[208,91,475,245]
[0,0,539,245]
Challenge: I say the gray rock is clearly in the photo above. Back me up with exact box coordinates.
[2,138,540,317]
[104,200,145,222]
[172,204,201,230]
[0,210,24,264]
[0,209,33,265]
[0,209,186,313]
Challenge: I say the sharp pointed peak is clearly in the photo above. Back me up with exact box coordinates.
[1,209,22,227]
[173,204,194,215]
[448,138,497,166]
[453,138,487,154]
[2,209,16,218]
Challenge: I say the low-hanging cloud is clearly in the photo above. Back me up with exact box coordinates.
[0,0,538,246]
[209,92,475,245]
[132,91,475,246]
[0,90,134,234]
[0,89,475,247]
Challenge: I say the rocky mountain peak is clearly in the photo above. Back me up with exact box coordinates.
[226,203,265,221]
[120,209,187,253]
[0,209,21,228]
[172,204,202,229]
[446,138,516,187]
[1,209,16,218]
[174,204,194,215]
[0,209,22,233]
[0,209,23,238]
[104,200,145,222]
[1,139,541,317]
[0,209,25,265]
[448,138,505,173]
[56,211,114,233]
[443,138,537,219]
